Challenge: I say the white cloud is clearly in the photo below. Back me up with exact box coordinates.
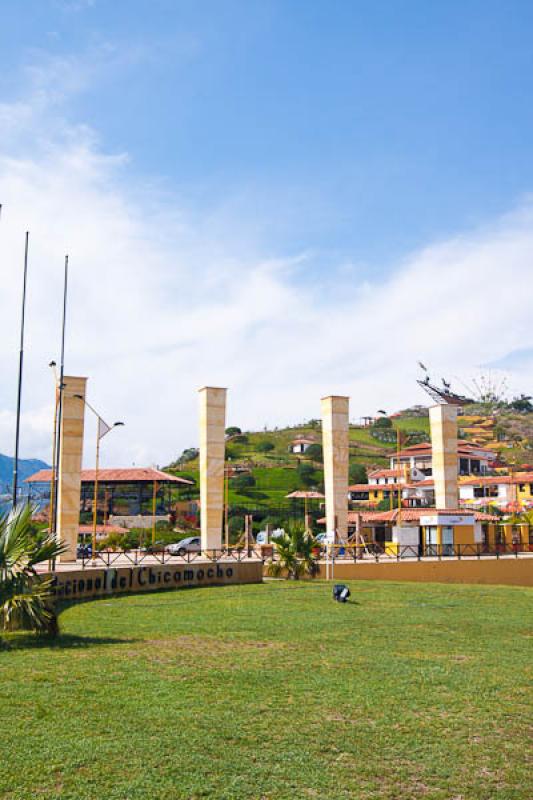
[1,52,532,468]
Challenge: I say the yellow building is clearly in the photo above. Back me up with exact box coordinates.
[459,471,533,511]
[348,508,502,554]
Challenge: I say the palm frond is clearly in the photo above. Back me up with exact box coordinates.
[271,521,319,580]
[0,574,58,635]
[0,503,35,574]
[0,504,62,636]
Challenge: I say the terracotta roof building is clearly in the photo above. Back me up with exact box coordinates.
[389,441,496,477]
[25,467,194,521]
[25,467,193,485]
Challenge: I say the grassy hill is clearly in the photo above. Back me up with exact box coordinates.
[167,415,432,513]
[166,406,533,518]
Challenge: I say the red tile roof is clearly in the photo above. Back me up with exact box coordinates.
[319,508,497,524]
[350,480,436,492]
[368,468,403,479]
[392,442,495,459]
[459,472,533,486]
[355,508,497,523]
[25,467,193,485]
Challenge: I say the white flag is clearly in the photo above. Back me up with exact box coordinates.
[98,417,111,440]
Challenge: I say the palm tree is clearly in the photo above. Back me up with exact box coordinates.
[267,522,319,580]
[506,509,533,526]
[0,503,65,636]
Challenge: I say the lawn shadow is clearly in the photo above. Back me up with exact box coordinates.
[0,632,136,652]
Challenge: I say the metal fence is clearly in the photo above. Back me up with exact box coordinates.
[78,546,264,569]
[75,541,531,570]
[317,543,532,562]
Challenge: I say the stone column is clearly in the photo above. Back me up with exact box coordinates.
[199,387,227,552]
[57,376,87,562]
[321,395,349,542]
[429,404,458,510]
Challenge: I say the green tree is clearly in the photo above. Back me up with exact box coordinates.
[225,426,242,437]
[297,461,316,487]
[305,443,323,462]
[349,463,367,484]
[373,416,393,429]
[509,394,533,413]
[231,474,256,493]
[176,447,198,465]
[0,504,65,636]
[257,440,275,453]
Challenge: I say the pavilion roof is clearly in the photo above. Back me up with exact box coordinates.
[24,467,193,485]
[285,490,324,499]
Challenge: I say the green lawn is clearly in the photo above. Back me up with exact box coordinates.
[2,581,530,800]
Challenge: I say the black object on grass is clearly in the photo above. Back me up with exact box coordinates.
[333,584,350,603]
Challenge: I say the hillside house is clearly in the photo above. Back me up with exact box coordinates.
[349,468,430,507]
[390,441,496,477]
[289,436,317,454]
[458,472,533,510]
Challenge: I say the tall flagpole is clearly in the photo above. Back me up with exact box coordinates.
[52,255,69,541]
[12,232,30,509]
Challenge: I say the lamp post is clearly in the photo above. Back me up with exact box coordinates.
[152,478,158,546]
[74,394,124,564]
[47,362,62,535]
[46,361,63,570]
[224,458,231,550]
[50,256,70,559]
[12,232,30,508]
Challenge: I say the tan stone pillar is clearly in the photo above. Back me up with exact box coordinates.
[57,376,87,562]
[199,387,227,552]
[429,404,458,510]
[321,395,349,542]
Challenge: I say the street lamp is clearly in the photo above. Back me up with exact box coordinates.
[48,361,63,539]
[12,231,30,509]
[74,394,124,564]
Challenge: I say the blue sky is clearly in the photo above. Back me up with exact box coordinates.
[0,0,532,464]
[3,0,533,266]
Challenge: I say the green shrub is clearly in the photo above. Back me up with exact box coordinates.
[305,444,323,461]
[231,474,256,492]
[225,426,242,436]
[257,440,275,453]
[349,463,367,484]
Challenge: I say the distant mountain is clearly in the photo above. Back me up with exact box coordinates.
[0,453,50,495]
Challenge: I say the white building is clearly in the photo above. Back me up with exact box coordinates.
[390,441,496,477]
[289,436,317,454]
